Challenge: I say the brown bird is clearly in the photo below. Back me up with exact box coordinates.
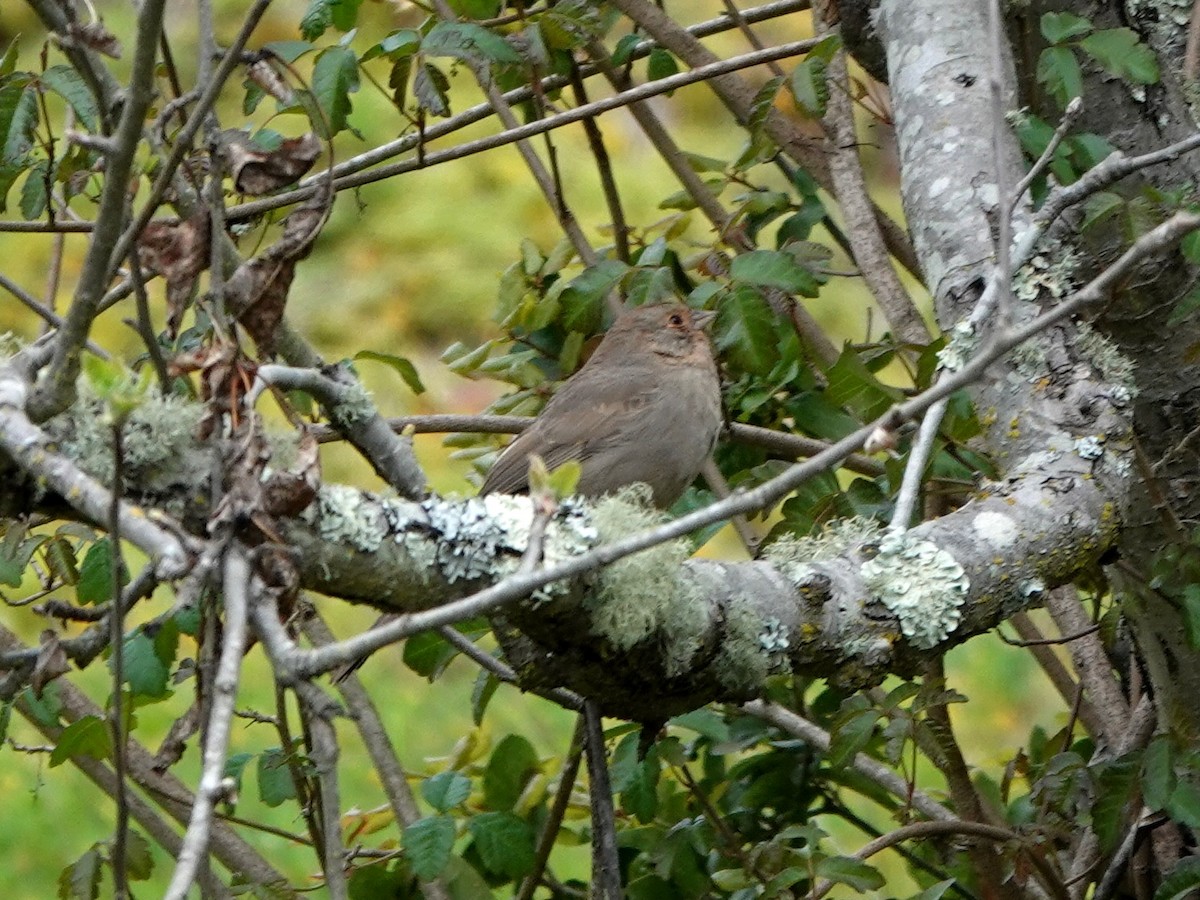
[481,302,722,507]
[332,304,720,684]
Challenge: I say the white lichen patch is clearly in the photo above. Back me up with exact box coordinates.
[325,378,375,427]
[586,487,691,651]
[759,617,791,654]
[308,484,387,552]
[1013,249,1080,302]
[973,510,1019,549]
[58,390,205,481]
[1075,435,1105,460]
[662,577,712,677]
[860,531,969,650]
[715,601,773,692]
[766,517,883,584]
[1011,336,1049,380]
[936,320,978,372]
[1076,322,1137,393]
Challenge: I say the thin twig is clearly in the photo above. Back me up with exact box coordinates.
[108,422,130,899]
[1011,97,1083,209]
[582,699,621,899]
[164,549,252,900]
[516,717,585,900]
[889,396,947,530]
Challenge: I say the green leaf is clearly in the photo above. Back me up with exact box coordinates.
[1166,779,1200,828]
[0,700,11,745]
[330,0,363,31]
[263,40,317,64]
[1184,584,1200,649]
[362,29,421,63]
[448,0,502,18]
[57,848,102,900]
[714,286,778,376]
[621,750,660,823]
[312,45,359,136]
[558,259,628,333]
[123,830,154,881]
[403,631,456,679]
[354,350,425,394]
[790,56,829,118]
[0,39,18,79]
[422,770,472,812]
[43,536,79,586]
[729,249,820,295]
[829,708,880,769]
[0,523,44,587]
[1081,191,1125,233]
[468,811,536,878]
[423,21,523,66]
[414,62,450,117]
[224,751,254,792]
[405,815,456,880]
[483,733,538,811]
[815,855,885,891]
[646,48,678,94]
[112,628,171,698]
[19,159,47,220]
[907,880,956,900]
[1156,857,1200,900]
[471,668,500,726]
[1080,28,1159,84]
[825,349,903,420]
[1142,734,1175,810]
[22,681,63,726]
[39,65,99,131]
[300,0,333,41]
[611,33,642,67]
[670,709,730,743]
[258,747,299,807]
[77,539,125,605]
[1093,754,1140,851]
[1036,46,1083,108]
[49,715,112,768]
[0,79,37,163]
[1040,11,1092,45]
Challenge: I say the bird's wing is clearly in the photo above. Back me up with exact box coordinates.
[480,384,655,495]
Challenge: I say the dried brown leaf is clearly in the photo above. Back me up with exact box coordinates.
[262,430,320,517]
[245,60,296,106]
[137,212,211,337]
[219,131,321,196]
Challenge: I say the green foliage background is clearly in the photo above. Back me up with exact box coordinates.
[0,1,1068,895]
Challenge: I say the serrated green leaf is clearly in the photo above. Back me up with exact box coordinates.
[1157,857,1200,900]
[1040,11,1093,44]
[258,747,298,807]
[471,668,501,726]
[0,524,44,587]
[468,811,535,878]
[1080,28,1159,84]
[354,350,425,394]
[19,159,47,220]
[816,855,885,891]
[907,879,956,900]
[1036,46,1083,109]
[22,681,63,726]
[312,45,359,136]
[423,21,522,66]
[112,629,170,698]
[621,750,660,824]
[558,259,628,333]
[611,33,641,67]
[49,715,112,768]
[0,79,37,163]
[123,830,154,881]
[77,539,125,605]
[404,815,456,881]
[362,29,422,63]
[715,285,778,376]
[264,40,316,64]
[646,48,678,94]
[670,709,730,743]
[57,848,101,900]
[422,770,472,812]
[1142,734,1175,810]
[1093,754,1140,851]
[224,751,254,792]
[484,734,538,811]
[829,708,879,769]
[729,249,820,295]
[403,631,456,680]
[790,56,829,118]
[414,62,450,117]
[826,349,903,420]
[299,0,333,41]
[39,65,98,132]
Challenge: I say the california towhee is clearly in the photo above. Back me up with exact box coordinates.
[332,304,720,683]
[482,302,722,507]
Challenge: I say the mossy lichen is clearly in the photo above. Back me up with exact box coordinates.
[586,487,691,651]
[309,484,387,552]
[765,517,883,584]
[1075,322,1137,395]
[714,601,773,692]
[860,530,969,650]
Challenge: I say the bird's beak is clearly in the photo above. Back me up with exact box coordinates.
[692,309,717,330]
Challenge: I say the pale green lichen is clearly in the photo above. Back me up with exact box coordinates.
[1011,335,1049,380]
[1013,249,1080,302]
[325,378,375,428]
[1075,322,1137,395]
[936,321,978,372]
[309,484,387,552]
[661,577,712,677]
[714,601,773,692]
[860,531,969,650]
[55,390,206,490]
[586,487,691,651]
[765,517,883,584]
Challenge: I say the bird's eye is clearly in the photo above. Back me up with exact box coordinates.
[668,313,684,326]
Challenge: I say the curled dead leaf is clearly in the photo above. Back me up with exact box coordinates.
[218,131,321,196]
[262,430,320,517]
[137,212,211,338]
[31,629,70,698]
